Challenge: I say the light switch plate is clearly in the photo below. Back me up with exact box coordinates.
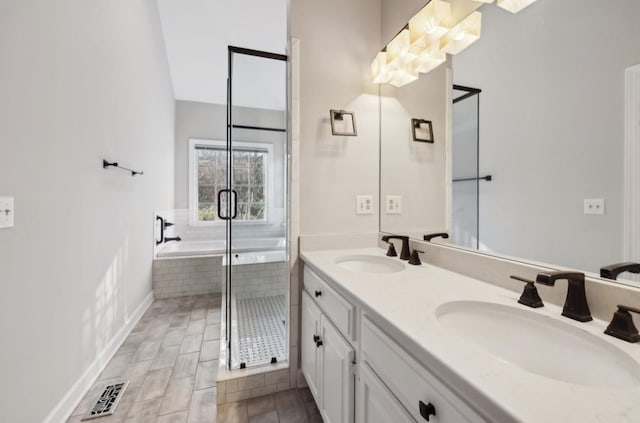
[356,195,374,215]
[584,198,605,215]
[0,197,15,228]
[386,195,402,214]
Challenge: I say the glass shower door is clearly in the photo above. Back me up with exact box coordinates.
[226,46,288,370]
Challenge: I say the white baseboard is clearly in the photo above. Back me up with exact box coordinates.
[43,291,154,423]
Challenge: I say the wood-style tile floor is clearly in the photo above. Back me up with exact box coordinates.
[66,294,321,423]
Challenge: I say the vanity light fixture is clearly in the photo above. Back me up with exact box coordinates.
[329,109,358,136]
[372,0,536,87]
[412,119,434,143]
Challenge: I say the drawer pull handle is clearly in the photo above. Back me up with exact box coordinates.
[313,335,320,343]
[315,338,323,348]
[419,401,436,421]
[315,290,322,297]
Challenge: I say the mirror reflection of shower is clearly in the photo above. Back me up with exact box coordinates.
[452,85,482,249]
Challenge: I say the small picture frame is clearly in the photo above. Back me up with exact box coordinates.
[330,109,358,136]
[412,118,434,143]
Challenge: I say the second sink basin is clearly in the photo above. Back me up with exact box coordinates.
[436,301,640,388]
[335,254,405,274]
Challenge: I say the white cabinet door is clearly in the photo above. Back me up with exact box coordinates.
[357,363,415,423]
[301,291,322,403]
[320,314,355,423]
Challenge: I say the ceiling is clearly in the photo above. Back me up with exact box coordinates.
[157,0,287,110]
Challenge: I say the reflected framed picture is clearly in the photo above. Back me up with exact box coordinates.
[412,118,434,143]
[330,109,358,136]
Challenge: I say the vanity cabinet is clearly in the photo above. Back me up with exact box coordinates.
[360,317,484,423]
[357,362,415,423]
[302,268,355,423]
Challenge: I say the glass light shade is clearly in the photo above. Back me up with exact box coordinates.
[386,29,418,69]
[441,11,481,55]
[497,0,536,13]
[388,68,419,87]
[409,0,452,44]
[413,45,446,74]
[371,52,392,84]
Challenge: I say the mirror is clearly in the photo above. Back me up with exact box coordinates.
[379,62,451,240]
[379,0,640,286]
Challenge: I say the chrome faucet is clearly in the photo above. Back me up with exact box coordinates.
[381,235,410,260]
[535,271,592,322]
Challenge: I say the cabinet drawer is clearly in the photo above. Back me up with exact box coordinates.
[304,267,355,341]
[362,317,484,423]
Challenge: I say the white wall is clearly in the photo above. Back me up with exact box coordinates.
[292,0,381,236]
[0,1,175,421]
[453,0,640,272]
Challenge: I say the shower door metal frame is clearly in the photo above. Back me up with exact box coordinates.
[226,46,289,371]
[452,84,482,249]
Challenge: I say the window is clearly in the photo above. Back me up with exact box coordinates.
[189,139,272,224]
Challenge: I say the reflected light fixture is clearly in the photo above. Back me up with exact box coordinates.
[409,0,452,45]
[441,11,481,55]
[386,29,418,70]
[389,68,419,88]
[372,0,536,88]
[497,0,537,13]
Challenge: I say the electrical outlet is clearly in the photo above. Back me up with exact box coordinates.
[0,197,15,228]
[386,195,402,214]
[356,195,374,215]
[584,198,605,215]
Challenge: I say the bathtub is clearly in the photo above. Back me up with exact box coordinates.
[156,240,226,258]
[156,237,286,259]
[153,237,287,299]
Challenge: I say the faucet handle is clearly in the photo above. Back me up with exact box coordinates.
[385,242,398,257]
[510,275,544,308]
[605,305,640,343]
[409,250,423,266]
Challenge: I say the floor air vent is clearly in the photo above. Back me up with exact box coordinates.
[81,382,128,420]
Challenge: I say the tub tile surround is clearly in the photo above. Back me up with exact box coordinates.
[300,243,640,422]
[153,257,223,298]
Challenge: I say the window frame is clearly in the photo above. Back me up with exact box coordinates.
[188,138,274,226]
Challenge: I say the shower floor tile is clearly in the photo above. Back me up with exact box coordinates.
[234,295,288,367]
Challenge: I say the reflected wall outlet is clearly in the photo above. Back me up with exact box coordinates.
[584,198,605,215]
[0,197,14,228]
[386,195,402,214]
[356,195,374,215]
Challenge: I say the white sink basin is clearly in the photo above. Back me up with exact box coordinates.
[436,301,640,388]
[335,255,405,274]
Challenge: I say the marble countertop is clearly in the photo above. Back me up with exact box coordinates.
[301,247,640,423]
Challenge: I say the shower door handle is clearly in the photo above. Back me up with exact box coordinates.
[231,189,238,219]
[217,189,231,220]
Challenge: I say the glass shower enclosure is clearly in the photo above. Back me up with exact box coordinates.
[219,46,289,370]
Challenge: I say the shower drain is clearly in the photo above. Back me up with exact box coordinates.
[81,381,128,420]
